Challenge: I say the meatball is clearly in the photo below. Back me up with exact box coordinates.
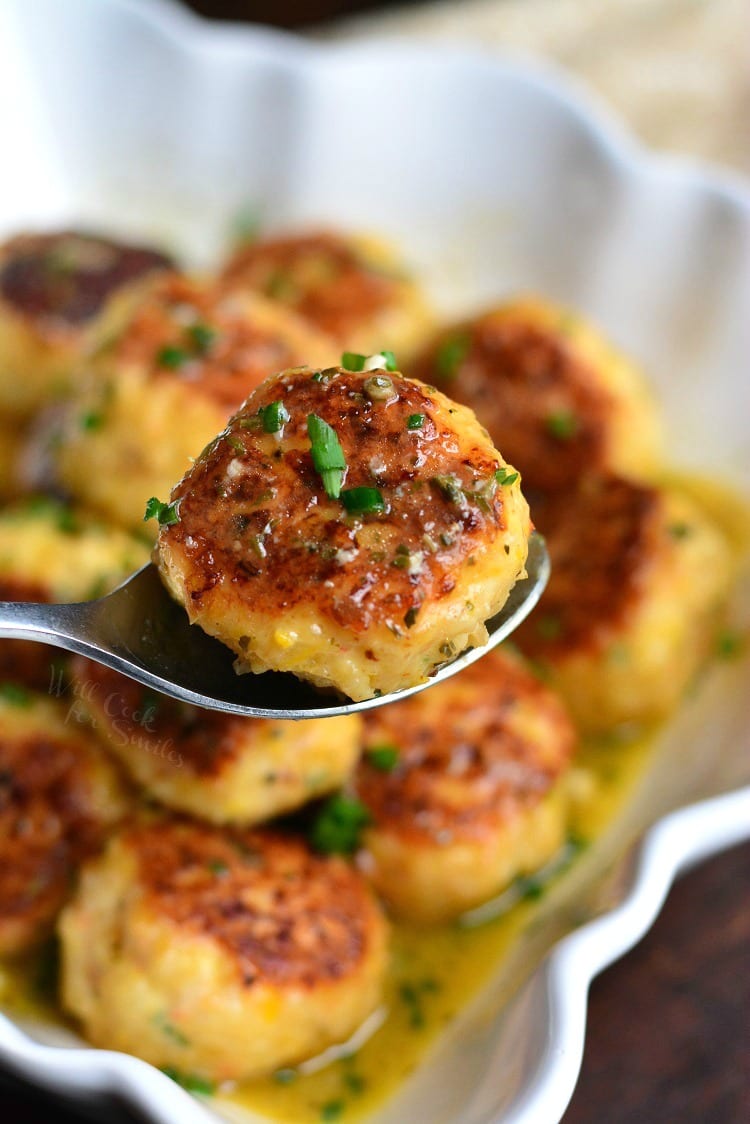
[48,273,338,531]
[59,817,389,1082]
[68,657,362,824]
[0,693,130,956]
[410,296,662,494]
[0,497,150,691]
[155,362,531,702]
[219,229,433,358]
[352,647,576,923]
[0,230,172,419]
[515,474,733,732]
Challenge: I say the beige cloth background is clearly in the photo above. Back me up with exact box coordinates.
[326,0,749,176]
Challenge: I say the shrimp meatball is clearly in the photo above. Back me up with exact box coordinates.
[0,693,130,956]
[352,647,576,923]
[0,230,172,418]
[59,817,389,1082]
[410,296,662,494]
[68,657,362,824]
[48,273,337,531]
[220,229,433,358]
[155,363,531,702]
[515,474,733,732]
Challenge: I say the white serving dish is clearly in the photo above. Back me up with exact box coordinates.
[0,1,748,1122]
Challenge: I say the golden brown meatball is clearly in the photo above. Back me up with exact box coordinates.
[515,474,733,732]
[0,230,173,419]
[59,817,389,1082]
[0,693,130,956]
[155,362,531,701]
[352,647,576,923]
[68,657,362,824]
[410,296,662,493]
[48,273,338,531]
[219,229,433,357]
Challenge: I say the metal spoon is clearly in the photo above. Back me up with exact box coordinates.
[0,532,549,719]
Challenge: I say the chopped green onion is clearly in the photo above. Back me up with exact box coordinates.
[365,745,400,771]
[156,344,187,369]
[307,414,347,499]
[379,349,398,371]
[187,322,216,354]
[0,682,33,708]
[435,333,470,379]
[341,487,385,515]
[144,496,180,526]
[545,409,579,440]
[341,351,367,371]
[310,794,371,854]
[494,466,519,487]
[160,1067,216,1096]
[259,400,290,433]
[80,410,103,432]
[320,1101,345,1122]
[407,413,425,430]
[226,435,244,453]
[431,475,464,504]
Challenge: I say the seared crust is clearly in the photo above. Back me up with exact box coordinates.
[0,231,172,328]
[410,297,661,491]
[157,364,531,700]
[59,817,389,1081]
[353,648,575,922]
[220,229,433,355]
[515,474,733,730]
[0,231,172,418]
[49,275,337,531]
[0,696,129,956]
[69,657,361,824]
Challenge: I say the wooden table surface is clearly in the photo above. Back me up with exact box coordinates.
[3,839,748,1123]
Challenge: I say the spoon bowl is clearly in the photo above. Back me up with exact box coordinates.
[0,532,549,718]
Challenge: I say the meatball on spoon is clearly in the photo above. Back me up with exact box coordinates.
[0,357,549,719]
[0,534,547,718]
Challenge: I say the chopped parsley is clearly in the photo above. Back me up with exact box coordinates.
[545,409,579,440]
[365,745,400,771]
[310,794,371,855]
[341,486,385,515]
[406,413,425,430]
[143,496,180,526]
[259,400,290,434]
[307,414,347,499]
[495,466,520,487]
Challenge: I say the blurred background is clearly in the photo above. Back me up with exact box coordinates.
[182,0,748,175]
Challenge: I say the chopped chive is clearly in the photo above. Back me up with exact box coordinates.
[0,682,33,707]
[545,409,579,440]
[144,496,180,526]
[187,322,216,354]
[310,794,371,855]
[341,487,385,515]
[259,400,290,433]
[495,466,519,487]
[435,333,470,379]
[365,745,400,772]
[407,413,425,430]
[307,414,347,499]
[160,1067,216,1096]
[80,410,103,432]
[156,344,188,369]
[341,351,366,371]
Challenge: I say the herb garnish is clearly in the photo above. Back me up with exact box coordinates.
[435,333,470,379]
[259,400,290,434]
[160,1067,216,1096]
[0,682,33,708]
[341,350,398,372]
[545,409,579,440]
[406,413,425,430]
[156,344,187,370]
[341,487,385,515]
[307,414,347,499]
[365,745,400,771]
[494,466,519,487]
[144,496,180,526]
[310,794,371,854]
